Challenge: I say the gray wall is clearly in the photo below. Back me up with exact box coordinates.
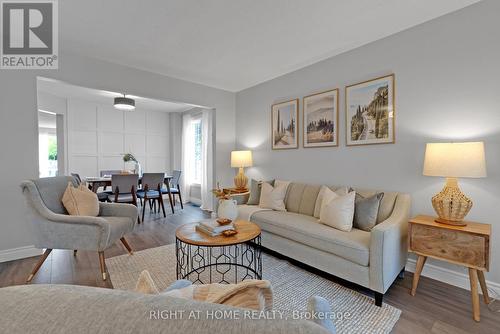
[0,52,235,259]
[235,0,500,285]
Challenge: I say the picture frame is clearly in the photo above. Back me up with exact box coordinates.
[303,89,339,148]
[345,74,395,146]
[271,99,299,150]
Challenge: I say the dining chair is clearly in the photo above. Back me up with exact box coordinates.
[70,173,82,184]
[20,176,137,281]
[137,173,166,221]
[71,172,109,201]
[108,174,141,224]
[162,170,183,210]
[100,170,122,191]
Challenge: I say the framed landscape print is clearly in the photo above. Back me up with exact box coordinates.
[345,74,395,146]
[271,99,298,150]
[303,89,338,148]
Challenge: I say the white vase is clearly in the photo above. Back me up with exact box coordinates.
[217,199,238,221]
[134,161,142,177]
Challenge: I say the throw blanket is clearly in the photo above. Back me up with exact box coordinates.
[237,204,272,221]
[135,271,273,311]
[193,280,273,311]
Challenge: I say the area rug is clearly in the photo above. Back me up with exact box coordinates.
[107,244,401,334]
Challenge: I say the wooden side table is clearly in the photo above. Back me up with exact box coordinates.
[408,215,491,322]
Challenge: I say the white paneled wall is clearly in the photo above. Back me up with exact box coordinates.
[67,98,170,177]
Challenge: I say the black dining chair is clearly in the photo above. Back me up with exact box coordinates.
[137,173,166,221]
[162,170,183,210]
[108,174,141,224]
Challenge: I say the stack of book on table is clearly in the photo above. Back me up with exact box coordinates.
[195,219,235,237]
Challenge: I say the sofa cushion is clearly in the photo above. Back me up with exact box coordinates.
[285,183,321,216]
[62,183,100,217]
[351,188,398,223]
[247,179,274,205]
[314,185,349,218]
[251,210,370,266]
[319,190,355,232]
[259,180,289,211]
[353,192,384,231]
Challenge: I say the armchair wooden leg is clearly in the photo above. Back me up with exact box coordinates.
[120,237,133,255]
[98,251,107,281]
[27,248,52,282]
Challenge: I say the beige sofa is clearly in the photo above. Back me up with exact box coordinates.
[237,182,411,306]
[0,284,328,334]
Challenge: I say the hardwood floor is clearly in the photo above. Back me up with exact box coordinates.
[0,204,498,333]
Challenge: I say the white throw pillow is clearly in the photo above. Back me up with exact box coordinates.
[319,190,355,232]
[259,180,289,211]
[313,185,348,218]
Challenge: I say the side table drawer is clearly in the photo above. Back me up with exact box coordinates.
[410,224,487,270]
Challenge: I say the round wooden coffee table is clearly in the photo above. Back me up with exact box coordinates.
[175,220,262,284]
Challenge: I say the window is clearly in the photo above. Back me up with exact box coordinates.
[192,118,202,184]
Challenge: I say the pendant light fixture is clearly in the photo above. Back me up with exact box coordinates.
[114,94,135,111]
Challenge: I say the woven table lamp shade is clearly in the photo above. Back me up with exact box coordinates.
[423,142,486,225]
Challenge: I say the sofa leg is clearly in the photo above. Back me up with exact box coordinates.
[73,250,77,256]
[374,292,384,307]
[26,248,52,282]
[398,267,405,279]
[98,251,107,281]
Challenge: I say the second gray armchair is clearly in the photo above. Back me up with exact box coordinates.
[20,176,138,282]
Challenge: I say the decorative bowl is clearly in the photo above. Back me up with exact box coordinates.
[222,230,238,237]
[217,218,232,226]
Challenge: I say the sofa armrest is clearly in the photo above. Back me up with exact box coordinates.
[230,192,250,205]
[99,202,138,229]
[369,193,411,293]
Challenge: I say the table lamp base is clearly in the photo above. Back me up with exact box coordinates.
[431,177,472,226]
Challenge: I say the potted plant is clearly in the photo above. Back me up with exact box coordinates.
[123,153,142,176]
[212,183,238,220]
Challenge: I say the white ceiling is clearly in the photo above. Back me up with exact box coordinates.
[61,0,481,92]
[37,77,195,113]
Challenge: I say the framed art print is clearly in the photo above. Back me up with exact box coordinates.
[271,99,298,150]
[303,89,338,148]
[345,74,395,146]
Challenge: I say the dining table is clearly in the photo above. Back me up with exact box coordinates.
[84,175,175,214]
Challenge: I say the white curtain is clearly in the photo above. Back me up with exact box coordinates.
[200,109,214,211]
[181,112,193,203]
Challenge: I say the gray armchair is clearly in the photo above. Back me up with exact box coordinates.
[20,176,138,282]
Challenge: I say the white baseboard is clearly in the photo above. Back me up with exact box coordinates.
[406,258,500,296]
[0,245,42,263]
